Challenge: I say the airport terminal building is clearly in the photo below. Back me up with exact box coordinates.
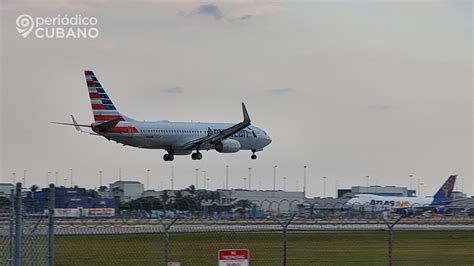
[338,186,416,198]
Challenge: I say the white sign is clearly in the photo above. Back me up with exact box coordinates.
[218,249,249,266]
[54,208,80,218]
[83,208,115,217]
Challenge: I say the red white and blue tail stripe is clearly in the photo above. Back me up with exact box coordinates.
[85,70,123,122]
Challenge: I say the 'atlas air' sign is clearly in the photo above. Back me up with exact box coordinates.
[370,200,411,208]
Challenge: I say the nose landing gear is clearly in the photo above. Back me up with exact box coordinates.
[251,149,257,160]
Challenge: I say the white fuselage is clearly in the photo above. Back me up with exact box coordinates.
[98,120,272,154]
[347,194,433,209]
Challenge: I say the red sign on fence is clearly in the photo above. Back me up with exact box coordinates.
[218,249,249,266]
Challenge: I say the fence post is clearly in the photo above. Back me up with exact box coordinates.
[163,230,169,266]
[8,189,14,265]
[384,214,403,266]
[48,184,55,266]
[160,217,178,266]
[272,213,296,266]
[388,227,393,266]
[14,183,22,266]
[282,226,288,266]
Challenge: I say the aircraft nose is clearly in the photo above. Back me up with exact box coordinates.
[264,134,272,146]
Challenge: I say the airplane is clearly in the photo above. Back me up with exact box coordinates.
[346,174,457,215]
[53,70,272,161]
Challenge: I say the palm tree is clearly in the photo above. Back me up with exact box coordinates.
[186,185,196,195]
[160,190,170,209]
[111,186,124,213]
[30,184,39,199]
[111,186,123,196]
[233,200,251,216]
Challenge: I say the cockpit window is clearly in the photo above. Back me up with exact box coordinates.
[262,130,267,135]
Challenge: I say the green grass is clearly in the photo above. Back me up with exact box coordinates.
[55,231,474,265]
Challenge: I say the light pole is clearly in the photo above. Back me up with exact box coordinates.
[171,166,174,190]
[99,171,103,187]
[23,170,27,187]
[282,176,287,191]
[55,172,59,185]
[12,173,16,184]
[206,177,210,189]
[303,166,307,197]
[146,169,150,190]
[64,178,67,187]
[243,177,247,189]
[195,168,199,189]
[70,168,73,187]
[225,165,229,190]
[417,178,421,196]
[322,176,327,197]
[248,167,252,190]
[202,170,207,190]
[365,175,369,193]
[46,172,51,186]
[273,165,277,190]
[409,174,414,191]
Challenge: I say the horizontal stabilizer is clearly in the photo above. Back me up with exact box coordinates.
[51,115,100,136]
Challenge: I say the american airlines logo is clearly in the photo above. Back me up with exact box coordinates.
[16,14,99,39]
[208,127,255,138]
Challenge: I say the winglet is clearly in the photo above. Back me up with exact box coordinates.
[242,102,251,123]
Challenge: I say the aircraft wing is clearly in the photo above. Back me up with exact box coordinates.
[182,103,251,150]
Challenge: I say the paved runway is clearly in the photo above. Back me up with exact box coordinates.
[1,218,473,236]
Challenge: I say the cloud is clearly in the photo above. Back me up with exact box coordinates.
[188,4,224,20]
[182,1,284,21]
[267,88,294,95]
[163,86,184,94]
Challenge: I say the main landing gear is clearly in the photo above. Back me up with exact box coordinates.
[251,149,257,160]
[191,151,203,160]
[163,152,174,161]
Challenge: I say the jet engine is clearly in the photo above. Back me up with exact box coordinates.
[402,208,416,216]
[215,139,241,153]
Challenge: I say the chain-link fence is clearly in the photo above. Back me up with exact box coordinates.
[53,194,474,265]
[0,183,53,266]
[1,183,473,265]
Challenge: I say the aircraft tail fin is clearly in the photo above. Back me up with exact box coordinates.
[432,175,457,204]
[84,70,124,122]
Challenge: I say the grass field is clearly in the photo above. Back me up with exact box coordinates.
[56,231,474,265]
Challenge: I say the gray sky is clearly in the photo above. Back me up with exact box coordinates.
[1,0,472,197]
